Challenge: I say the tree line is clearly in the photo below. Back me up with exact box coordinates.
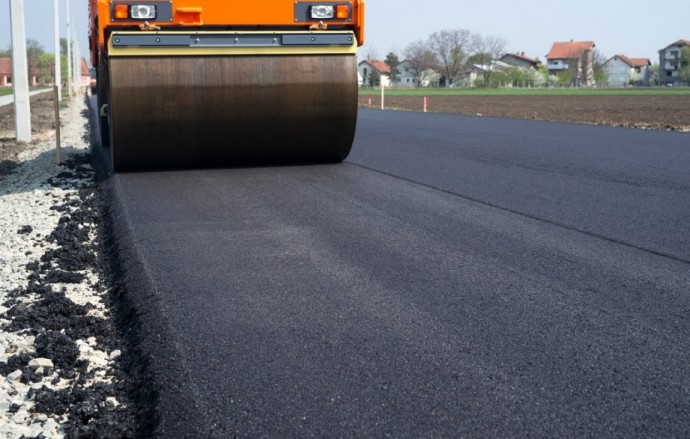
[367,29,511,87]
[364,28,682,88]
[417,29,509,87]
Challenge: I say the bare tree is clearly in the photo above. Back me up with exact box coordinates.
[648,63,660,86]
[24,39,46,83]
[592,49,608,85]
[60,38,68,56]
[429,29,471,87]
[469,33,507,86]
[26,39,44,61]
[403,39,437,87]
[365,46,380,61]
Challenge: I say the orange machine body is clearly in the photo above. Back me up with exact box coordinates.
[89,0,365,66]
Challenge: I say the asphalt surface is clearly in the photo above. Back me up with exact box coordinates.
[104,109,690,437]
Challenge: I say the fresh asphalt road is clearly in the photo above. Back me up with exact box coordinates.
[107,109,690,437]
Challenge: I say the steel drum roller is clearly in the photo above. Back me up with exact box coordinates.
[108,54,357,171]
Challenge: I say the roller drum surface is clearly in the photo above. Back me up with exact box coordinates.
[108,55,357,171]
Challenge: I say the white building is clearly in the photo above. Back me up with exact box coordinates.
[602,55,651,87]
[394,60,421,88]
[358,60,391,87]
[658,39,690,86]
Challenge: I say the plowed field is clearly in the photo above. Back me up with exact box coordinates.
[359,94,690,132]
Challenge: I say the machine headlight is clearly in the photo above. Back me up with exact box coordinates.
[130,5,157,19]
[311,5,334,19]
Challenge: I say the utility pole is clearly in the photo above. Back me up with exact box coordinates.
[66,0,72,100]
[9,0,31,142]
[54,0,61,101]
[72,15,80,99]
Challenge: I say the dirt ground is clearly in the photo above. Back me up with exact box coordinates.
[359,94,690,132]
[0,93,57,174]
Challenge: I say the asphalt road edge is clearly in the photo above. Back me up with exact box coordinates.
[87,98,213,437]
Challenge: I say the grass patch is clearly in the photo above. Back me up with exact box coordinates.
[1,87,58,98]
[359,87,690,97]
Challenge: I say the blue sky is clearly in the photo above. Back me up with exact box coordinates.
[0,0,89,59]
[1,0,687,64]
[363,0,688,62]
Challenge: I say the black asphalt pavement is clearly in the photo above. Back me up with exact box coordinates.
[105,109,690,437]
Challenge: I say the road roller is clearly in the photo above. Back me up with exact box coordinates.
[88,0,365,171]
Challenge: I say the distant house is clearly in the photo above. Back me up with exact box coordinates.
[463,60,511,87]
[2,56,94,89]
[357,59,441,88]
[80,58,91,87]
[0,58,10,86]
[0,57,42,87]
[391,60,415,88]
[602,55,651,87]
[500,52,541,70]
[546,41,596,86]
[357,60,391,87]
[658,39,690,86]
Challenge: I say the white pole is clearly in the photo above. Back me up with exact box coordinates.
[72,17,77,97]
[9,0,31,142]
[54,0,61,101]
[66,0,72,99]
[75,36,81,96]
[380,84,384,110]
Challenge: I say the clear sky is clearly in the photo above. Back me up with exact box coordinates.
[0,0,89,59]
[1,0,687,64]
[364,0,689,62]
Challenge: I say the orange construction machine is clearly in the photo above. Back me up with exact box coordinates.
[88,0,365,171]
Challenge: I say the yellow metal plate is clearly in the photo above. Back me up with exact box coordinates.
[108,31,358,57]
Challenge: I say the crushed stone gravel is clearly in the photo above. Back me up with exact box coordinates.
[0,98,137,438]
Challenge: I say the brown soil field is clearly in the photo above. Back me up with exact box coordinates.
[359,94,690,132]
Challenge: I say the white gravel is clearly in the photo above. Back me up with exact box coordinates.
[0,98,128,438]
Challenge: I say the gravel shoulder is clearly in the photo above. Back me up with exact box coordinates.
[0,96,137,438]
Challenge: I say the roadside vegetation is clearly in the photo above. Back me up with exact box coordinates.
[0,39,70,88]
[362,28,690,90]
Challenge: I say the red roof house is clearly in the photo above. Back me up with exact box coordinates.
[546,41,596,86]
[0,57,42,87]
[0,57,11,87]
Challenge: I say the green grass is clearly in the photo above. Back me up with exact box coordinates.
[1,87,60,97]
[359,87,690,97]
